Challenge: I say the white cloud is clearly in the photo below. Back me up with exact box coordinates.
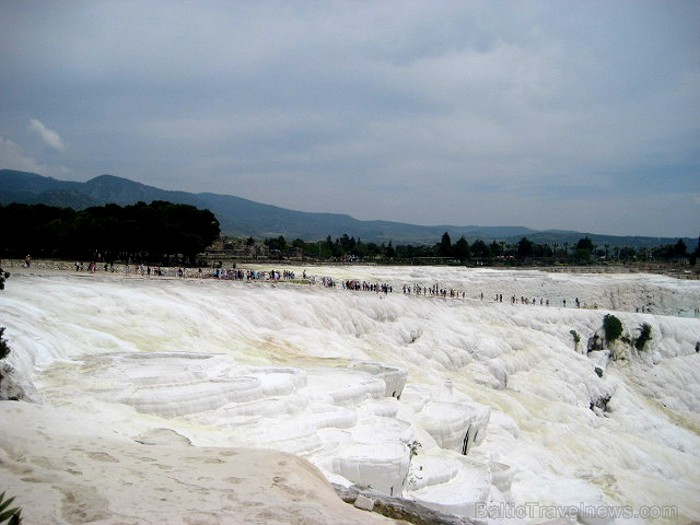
[0,136,70,176]
[28,118,66,152]
[0,137,44,171]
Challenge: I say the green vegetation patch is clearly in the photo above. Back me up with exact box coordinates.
[603,314,623,344]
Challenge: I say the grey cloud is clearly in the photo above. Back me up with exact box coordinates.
[0,0,698,237]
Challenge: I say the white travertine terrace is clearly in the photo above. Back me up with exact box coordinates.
[2,266,700,523]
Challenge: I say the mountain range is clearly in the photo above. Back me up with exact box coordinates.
[0,169,691,248]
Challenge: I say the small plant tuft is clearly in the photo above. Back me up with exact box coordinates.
[407,440,422,459]
[0,491,23,525]
[405,441,423,489]
[570,330,581,345]
[589,394,612,414]
[0,327,10,361]
[0,269,8,291]
[603,314,623,344]
[635,323,652,351]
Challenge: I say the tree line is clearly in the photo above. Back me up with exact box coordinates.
[264,232,699,265]
[0,201,220,265]
[1,200,695,268]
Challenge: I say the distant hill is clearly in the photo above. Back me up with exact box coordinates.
[0,169,692,247]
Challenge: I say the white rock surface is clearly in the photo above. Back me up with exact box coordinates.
[1,265,699,524]
[0,402,399,525]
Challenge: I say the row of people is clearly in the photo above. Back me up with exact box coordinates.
[64,261,652,314]
[343,280,393,293]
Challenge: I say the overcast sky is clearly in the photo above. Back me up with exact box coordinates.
[1,1,698,238]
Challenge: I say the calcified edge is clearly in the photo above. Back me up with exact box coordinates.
[1,264,700,524]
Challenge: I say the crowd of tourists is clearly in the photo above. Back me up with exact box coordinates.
[213,268,296,281]
[8,256,669,314]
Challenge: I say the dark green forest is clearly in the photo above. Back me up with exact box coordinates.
[1,201,220,265]
[266,231,698,266]
[1,201,696,268]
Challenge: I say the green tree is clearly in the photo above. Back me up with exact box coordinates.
[574,236,594,263]
[277,236,287,253]
[0,201,219,264]
[471,239,490,260]
[577,236,594,252]
[453,236,470,262]
[264,236,287,257]
[489,240,503,258]
[691,236,700,265]
[516,237,534,258]
[438,232,452,258]
[673,239,687,258]
[619,246,636,261]
[384,241,396,259]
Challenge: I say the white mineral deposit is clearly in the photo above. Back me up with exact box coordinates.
[1,265,699,524]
